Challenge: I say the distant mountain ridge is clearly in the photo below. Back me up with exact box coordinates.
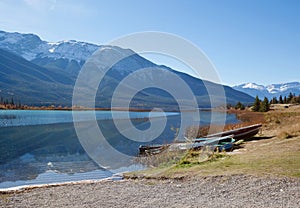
[0,30,99,61]
[0,30,254,108]
[0,30,100,76]
[233,82,300,99]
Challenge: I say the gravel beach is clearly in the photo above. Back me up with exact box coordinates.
[1,175,299,208]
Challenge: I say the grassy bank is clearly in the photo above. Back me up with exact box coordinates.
[125,105,300,179]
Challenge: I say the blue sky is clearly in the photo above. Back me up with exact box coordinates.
[0,0,299,86]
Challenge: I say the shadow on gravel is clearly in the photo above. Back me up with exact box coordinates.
[244,136,274,142]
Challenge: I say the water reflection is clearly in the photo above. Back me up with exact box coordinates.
[0,117,179,187]
[0,110,238,188]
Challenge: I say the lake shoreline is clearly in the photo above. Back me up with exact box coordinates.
[1,106,217,112]
[1,105,299,207]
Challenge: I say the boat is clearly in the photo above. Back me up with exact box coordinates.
[139,144,170,155]
[167,135,235,152]
[139,135,236,155]
[138,124,262,155]
[205,123,262,141]
[207,135,235,152]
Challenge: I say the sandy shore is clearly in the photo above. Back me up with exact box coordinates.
[0,175,299,208]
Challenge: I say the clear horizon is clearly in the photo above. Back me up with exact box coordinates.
[0,0,299,86]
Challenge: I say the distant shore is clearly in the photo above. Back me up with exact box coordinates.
[0,104,220,112]
[0,105,166,112]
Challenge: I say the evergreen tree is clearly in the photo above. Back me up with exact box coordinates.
[10,97,14,105]
[287,92,294,103]
[272,97,278,104]
[284,96,287,104]
[260,97,270,112]
[226,104,233,109]
[240,103,245,110]
[279,95,283,104]
[297,95,300,104]
[235,102,241,110]
[252,96,261,112]
[235,101,245,110]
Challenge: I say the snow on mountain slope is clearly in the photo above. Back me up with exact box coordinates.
[0,31,150,76]
[241,83,265,90]
[266,82,300,94]
[233,82,300,99]
[0,30,99,62]
[44,40,99,62]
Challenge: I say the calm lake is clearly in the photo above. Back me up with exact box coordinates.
[0,110,238,189]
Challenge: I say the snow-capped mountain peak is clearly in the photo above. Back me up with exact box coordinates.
[266,82,300,94]
[41,40,99,62]
[0,30,100,62]
[0,30,156,76]
[233,82,300,99]
[241,83,265,90]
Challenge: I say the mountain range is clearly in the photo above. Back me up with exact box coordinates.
[233,82,300,100]
[0,30,254,109]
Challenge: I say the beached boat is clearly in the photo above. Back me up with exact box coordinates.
[170,135,235,152]
[139,144,170,155]
[138,124,262,155]
[139,135,235,155]
[200,135,235,152]
[205,123,262,141]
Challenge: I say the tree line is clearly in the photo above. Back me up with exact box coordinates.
[269,92,300,105]
[233,92,300,112]
[0,96,22,108]
[252,96,270,112]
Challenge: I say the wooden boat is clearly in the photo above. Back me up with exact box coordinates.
[205,123,262,141]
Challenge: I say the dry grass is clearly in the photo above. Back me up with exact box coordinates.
[135,150,185,168]
[264,108,300,138]
[185,109,265,138]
